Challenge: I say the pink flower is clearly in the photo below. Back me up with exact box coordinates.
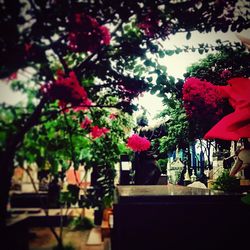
[73,98,92,112]
[109,113,117,120]
[80,116,92,129]
[90,126,110,139]
[126,134,151,152]
[182,77,225,132]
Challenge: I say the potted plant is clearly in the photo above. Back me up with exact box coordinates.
[212,169,240,193]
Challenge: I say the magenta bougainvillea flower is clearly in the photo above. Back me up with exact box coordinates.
[73,98,92,112]
[126,134,151,152]
[90,125,110,139]
[182,77,224,117]
[68,13,111,53]
[80,116,93,129]
[42,70,91,110]
[182,77,225,133]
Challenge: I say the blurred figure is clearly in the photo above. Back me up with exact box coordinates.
[133,150,161,185]
[229,138,250,179]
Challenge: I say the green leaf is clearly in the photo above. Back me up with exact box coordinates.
[150,85,160,95]
[144,59,155,67]
[165,50,175,56]
[158,50,165,58]
[124,24,130,31]
[159,65,167,73]
[168,76,175,84]
[146,77,153,82]
[156,75,167,85]
[198,48,204,54]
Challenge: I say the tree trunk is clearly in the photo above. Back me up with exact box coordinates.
[0,150,15,226]
[0,98,46,226]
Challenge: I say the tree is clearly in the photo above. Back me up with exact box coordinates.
[0,0,249,240]
[184,44,250,139]
[156,42,250,164]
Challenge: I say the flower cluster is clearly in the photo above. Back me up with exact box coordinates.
[42,70,91,110]
[90,125,110,139]
[126,134,151,152]
[80,117,110,139]
[138,12,169,39]
[68,13,111,53]
[80,116,93,129]
[182,77,225,132]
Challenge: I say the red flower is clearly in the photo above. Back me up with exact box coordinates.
[126,134,151,152]
[90,126,110,139]
[42,70,91,109]
[68,13,111,53]
[99,26,111,45]
[73,98,92,112]
[80,116,92,129]
[5,72,18,82]
[182,77,225,132]
[58,100,69,113]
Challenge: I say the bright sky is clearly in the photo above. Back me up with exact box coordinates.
[135,29,250,126]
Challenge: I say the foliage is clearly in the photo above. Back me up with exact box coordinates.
[156,45,250,155]
[212,170,240,192]
[15,105,134,208]
[155,99,189,154]
[184,46,250,84]
[68,216,94,231]
[0,1,249,249]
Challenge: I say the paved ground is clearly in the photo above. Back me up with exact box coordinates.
[29,227,110,250]
[29,208,111,250]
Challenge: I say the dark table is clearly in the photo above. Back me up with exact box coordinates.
[112,184,250,250]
